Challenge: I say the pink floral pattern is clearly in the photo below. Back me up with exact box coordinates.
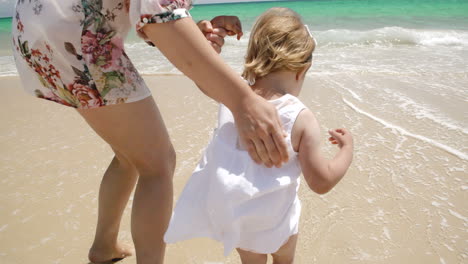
[134,0,192,45]
[68,82,104,108]
[137,0,192,27]
[15,38,77,106]
[81,31,124,71]
[11,0,192,109]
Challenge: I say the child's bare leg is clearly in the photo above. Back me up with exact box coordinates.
[271,234,298,264]
[236,248,268,264]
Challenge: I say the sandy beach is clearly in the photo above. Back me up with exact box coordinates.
[0,75,466,264]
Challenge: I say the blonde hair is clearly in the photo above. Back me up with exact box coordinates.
[242,8,316,84]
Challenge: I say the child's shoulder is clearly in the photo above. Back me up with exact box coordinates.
[275,94,307,116]
[281,94,317,127]
[291,106,321,153]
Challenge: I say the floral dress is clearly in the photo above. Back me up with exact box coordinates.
[12,0,192,109]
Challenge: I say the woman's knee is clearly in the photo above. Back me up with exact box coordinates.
[113,148,136,170]
[131,144,176,179]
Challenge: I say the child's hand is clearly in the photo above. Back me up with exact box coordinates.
[328,128,353,149]
[210,16,244,40]
[197,16,243,53]
[197,20,227,53]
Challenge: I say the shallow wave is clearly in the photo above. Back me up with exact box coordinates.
[343,98,468,161]
[389,90,468,135]
[0,56,17,76]
[316,27,468,47]
[3,27,467,77]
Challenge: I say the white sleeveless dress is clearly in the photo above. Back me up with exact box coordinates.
[164,94,307,255]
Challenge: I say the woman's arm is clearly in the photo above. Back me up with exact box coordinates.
[142,18,288,167]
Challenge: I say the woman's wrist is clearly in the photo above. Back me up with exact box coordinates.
[233,92,259,117]
[224,82,258,115]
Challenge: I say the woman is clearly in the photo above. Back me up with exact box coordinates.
[12,1,289,263]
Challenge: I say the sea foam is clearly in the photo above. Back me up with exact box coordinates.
[343,98,468,161]
[317,27,468,47]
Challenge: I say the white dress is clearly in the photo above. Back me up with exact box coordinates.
[164,94,308,256]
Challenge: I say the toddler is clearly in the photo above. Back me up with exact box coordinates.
[164,7,354,264]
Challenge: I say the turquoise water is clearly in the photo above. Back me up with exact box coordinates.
[1,0,468,76]
[1,0,468,49]
[191,0,468,30]
[0,17,10,33]
[1,0,468,33]
[0,17,11,54]
[1,0,467,54]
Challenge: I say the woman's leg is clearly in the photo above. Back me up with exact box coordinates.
[271,234,298,264]
[88,150,138,263]
[77,96,175,264]
[236,248,268,264]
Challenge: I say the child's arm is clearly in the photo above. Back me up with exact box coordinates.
[293,110,353,194]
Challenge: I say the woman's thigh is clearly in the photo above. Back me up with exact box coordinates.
[76,96,175,175]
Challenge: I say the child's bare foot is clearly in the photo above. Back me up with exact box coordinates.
[88,242,134,263]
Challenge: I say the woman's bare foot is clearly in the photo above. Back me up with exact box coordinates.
[88,242,134,263]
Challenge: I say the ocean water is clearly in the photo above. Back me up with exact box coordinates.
[1,1,467,161]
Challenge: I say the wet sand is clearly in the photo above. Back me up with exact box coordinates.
[0,75,466,264]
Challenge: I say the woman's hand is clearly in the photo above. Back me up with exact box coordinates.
[234,94,289,168]
[143,18,287,167]
[195,17,287,166]
[197,16,243,53]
